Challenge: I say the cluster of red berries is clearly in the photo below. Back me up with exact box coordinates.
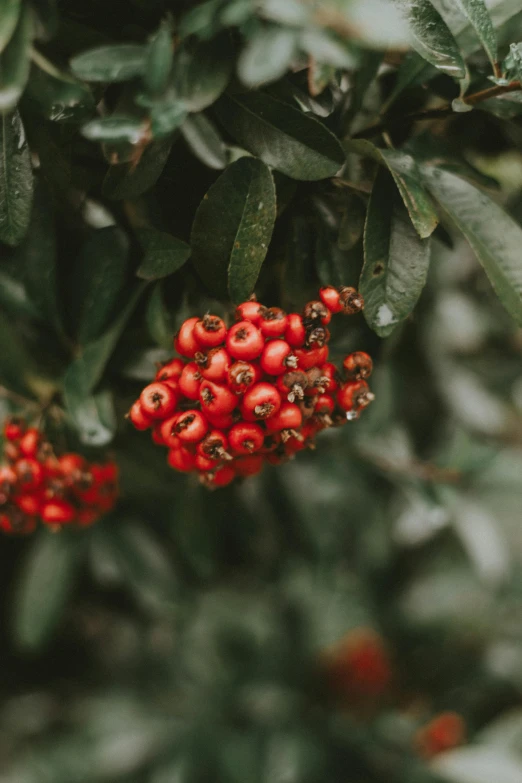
[129,286,374,488]
[0,419,119,535]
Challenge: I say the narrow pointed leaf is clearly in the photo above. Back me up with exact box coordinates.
[421,166,522,326]
[70,44,147,82]
[361,168,431,336]
[181,113,227,169]
[456,0,497,69]
[396,0,466,78]
[0,109,33,246]
[191,157,276,301]
[0,0,21,55]
[0,2,32,111]
[215,92,345,181]
[174,35,232,112]
[238,25,298,87]
[136,228,191,280]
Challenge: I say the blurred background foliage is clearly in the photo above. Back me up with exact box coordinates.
[2,0,522,781]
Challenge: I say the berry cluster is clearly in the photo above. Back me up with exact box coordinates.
[0,419,119,535]
[129,286,374,487]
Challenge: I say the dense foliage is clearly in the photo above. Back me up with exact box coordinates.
[2,0,522,781]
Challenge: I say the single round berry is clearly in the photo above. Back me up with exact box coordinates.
[195,453,216,472]
[306,367,330,395]
[259,307,288,338]
[41,499,76,525]
[15,458,44,492]
[205,464,236,487]
[319,362,340,392]
[227,361,259,394]
[0,464,17,491]
[240,382,281,421]
[276,371,308,402]
[179,362,203,400]
[3,417,26,442]
[200,379,238,416]
[167,446,196,472]
[175,410,209,443]
[260,340,298,376]
[14,492,43,516]
[128,400,154,430]
[19,428,42,458]
[196,347,231,382]
[193,314,227,348]
[228,422,265,455]
[58,453,87,476]
[155,358,184,383]
[295,345,329,370]
[343,351,373,380]
[174,316,200,358]
[315,393,335,416]
[235,298,262,324]
[319,286,343,314]
[226,321,264,361]
[337,380,375,412]
[235,455,264,477]
[204,410,237,430]
[197,430,230,461]
[139,382,178,420]
[285,313,306,348]
[305,325,330,348]
[303,300,331,325]
[339,287,364,315]
[160,414,183,448]
[265,402,303,433]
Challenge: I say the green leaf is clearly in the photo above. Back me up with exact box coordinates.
[70,44,147,82]
[63,282,147,396]
[180,113,227,169]
[0,0,21,55]
[174,35,233,112]
[396,0,466,78]
[338,194,366,251]
[214,92,345,181]
[420,166,522,326]
[144,19,174,96]
[23,59,95,123]
[456,0,498,70]
[13,530,82,651]
[148,94,187,139]
[299,28,357,69]
[0,2,32,111]
[146,282,175,349]
[71,226,130,343]
[237,25,297,87]
[347,139,439,238]
[190,157,276,301]
[102,137,172,199]
[81,115,148,144]
[64,386,117,446]
[136,227,191,280]
[360,168,431,337]
[0,109,33,247]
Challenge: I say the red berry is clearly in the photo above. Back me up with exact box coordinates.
[155,358,184,383]
[240,382,281,421]
[204,410,237,430]
[258,307,288,337]
[179,362,202,400]
[227,361,259,394]
[193,314,227,348]
[197,430,230,461]
[343,351,373,380]
[195,453,216,472]
[303,300,331,325]
[152,425,167,446]
[139,382,178,420]
[19,428,41,458]
[415,713,466,759]
[235,455,264,477]
[305,367,331,395]
[160,414,183,448]
[196,347,231,382]
[0,511,36,535]
[3,417,26,441]
[226,321,264,361]
[14,492,43,516]
[338,287,364,315]
[260,340,298,375]
[265,402,302,433]
[41,499,76,525]
[315,393,335,416]
[0,465,17,491]
[174,316,200,358]
[174,410,209,443]
[200,380,238,416]
[58,453,87,476]
[305,325,330,348]
[276,371,308,402]
[235,300,262,324]
[15,458,44,492]
[319,286,343,314]
[77,508,99,527]
[295,345,329,370]
[128,400,154,430]
[206,464,236,487]
[337,380,374,413]
[324,628,391,700]
[167,446,196,472]
[228,422,265,454]
[319,362,340,392]
[285,313,306,348]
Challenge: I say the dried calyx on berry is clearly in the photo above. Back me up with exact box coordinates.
[128,285,373,487]
[0,418,119,535]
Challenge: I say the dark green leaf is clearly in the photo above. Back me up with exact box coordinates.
[0,2,32,111]
[64,386,117,446]
[146,282,174,348]
[190,157,276,301]
[149,95,187,138]
[63,282,147,396]
[13,531,82,651]
[0,0,21,55]
[214,92,345,181]
[72,226,130,343]
[70,44,147,82]
[0,109,33,246]
[396,0,466,78]
[174,35,233,112]
[144,19,174,96]
[237,25,297,87]
[347,139,439,238]
[81,115,148,144]
[102,136,172,199]
[421,166,522,326]
[181,113,227,169]
[456,0,497,69]
[23,60,95,123]
[0,309,42,398]
[338,194,366,251]
[360,168,431,336]
[136,227,191,280]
